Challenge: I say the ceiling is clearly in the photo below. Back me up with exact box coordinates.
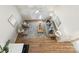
[16,5,59,20]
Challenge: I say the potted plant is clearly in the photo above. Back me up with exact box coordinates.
[0,40,10,53]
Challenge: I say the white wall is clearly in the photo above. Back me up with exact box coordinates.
[55,6,79,52]
[55,5,79,41]
[16,5,56,20]
[0,5,22,44]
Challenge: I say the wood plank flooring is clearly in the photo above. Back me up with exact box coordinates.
[15,37,75,53]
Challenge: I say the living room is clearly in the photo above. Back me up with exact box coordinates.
[0,5,79,53]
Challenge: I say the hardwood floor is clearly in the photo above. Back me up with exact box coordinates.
[15,37,75,53]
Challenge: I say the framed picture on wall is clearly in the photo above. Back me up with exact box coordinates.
[8,15,17,27]
[53,16,61,28]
